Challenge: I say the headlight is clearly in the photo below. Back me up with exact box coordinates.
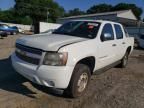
[43,52,68,66]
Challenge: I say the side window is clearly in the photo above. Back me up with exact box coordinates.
[101,23,114,42]
[114,24,123,39]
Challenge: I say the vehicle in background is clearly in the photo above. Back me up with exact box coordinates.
[137,34,144,48]
[18,27,25,34]
[11,26,25,34]
[0,30,8,37]
[0,24,18,35]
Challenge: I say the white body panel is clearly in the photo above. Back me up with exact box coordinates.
[16,34,87,51]
[11,53,74,89]
[11,20,134,89]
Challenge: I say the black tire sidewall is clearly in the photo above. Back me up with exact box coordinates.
[122,52,129,68]
[66,64,91,98]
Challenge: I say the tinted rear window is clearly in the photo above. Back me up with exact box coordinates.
[114,24,123,39]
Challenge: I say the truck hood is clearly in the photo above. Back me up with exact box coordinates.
[16,34,88,51]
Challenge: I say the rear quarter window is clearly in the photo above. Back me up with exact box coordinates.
[114,24,123,39]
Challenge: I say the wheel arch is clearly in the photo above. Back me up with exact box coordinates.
[126,46,132,55]
[75,56,96,75]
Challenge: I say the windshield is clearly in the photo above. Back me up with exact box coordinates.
[53,21,101,39]
[42,29,54,34]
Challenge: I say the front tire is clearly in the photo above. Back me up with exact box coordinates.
[64,64,91,98]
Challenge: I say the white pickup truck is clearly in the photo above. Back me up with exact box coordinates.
[11,20,134,97]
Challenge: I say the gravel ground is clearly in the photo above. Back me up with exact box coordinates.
[0,35,144,108]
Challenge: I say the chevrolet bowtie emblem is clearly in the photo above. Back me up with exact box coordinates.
[16,48,27,56]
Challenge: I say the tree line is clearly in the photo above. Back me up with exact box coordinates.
[0,1,143,33]
[0,1,143,25]
[65,3,143,20]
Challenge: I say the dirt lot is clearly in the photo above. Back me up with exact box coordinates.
[0,35,144,108]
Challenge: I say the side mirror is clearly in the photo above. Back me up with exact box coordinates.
[101,33,112,41]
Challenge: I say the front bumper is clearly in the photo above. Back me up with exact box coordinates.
[11,53,74,89]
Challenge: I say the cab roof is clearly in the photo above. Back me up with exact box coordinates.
[70,19,121,25]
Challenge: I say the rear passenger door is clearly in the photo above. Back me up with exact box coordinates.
[114,24,126,60]
[97,23,117,69]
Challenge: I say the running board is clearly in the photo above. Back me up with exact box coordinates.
[93,60,121,75]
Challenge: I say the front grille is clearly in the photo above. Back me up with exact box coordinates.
[15,43,42,65]
[16,52,40,65]
[16,43,42,55]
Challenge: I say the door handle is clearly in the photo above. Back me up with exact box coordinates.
[122,42,126,44]
[112,44,117,47]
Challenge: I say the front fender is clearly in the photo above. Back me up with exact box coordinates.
[58,39,98,67]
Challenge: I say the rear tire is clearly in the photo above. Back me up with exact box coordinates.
[63,64,91,98]
[119,52,129,68]
[13,32,17,35]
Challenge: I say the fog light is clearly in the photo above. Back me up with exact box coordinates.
[43,80,55,87]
